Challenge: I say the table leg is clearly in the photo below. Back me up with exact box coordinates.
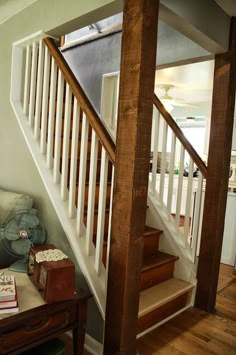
[73,299,88,354]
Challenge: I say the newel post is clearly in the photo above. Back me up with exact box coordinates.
[104,0,159,354]
[195,18,236,312]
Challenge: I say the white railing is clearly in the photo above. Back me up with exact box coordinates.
[149,105,206,262]
[100,70,206,263]
[10,32,114,317]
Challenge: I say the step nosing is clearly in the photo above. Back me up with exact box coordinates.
[138,278,194,317]
[142,255,178,271]
[143,227,162,237]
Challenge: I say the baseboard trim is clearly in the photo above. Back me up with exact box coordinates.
[84,333,103,354]
[137,303,191,339]
[66,331,103,354]
[69,305,192,352]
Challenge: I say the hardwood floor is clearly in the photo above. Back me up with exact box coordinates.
[136,264,236,354]
[61,264,236,354]
[216,264,236,320]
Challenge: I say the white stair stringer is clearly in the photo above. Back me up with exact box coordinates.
[10,102,107,318]
[146,186,198,289]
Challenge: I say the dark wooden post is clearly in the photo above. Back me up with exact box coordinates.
[195,18,236,312]
[104,1,159,354]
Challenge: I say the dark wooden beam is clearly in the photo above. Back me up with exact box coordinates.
[195,18,236,312]
[60,35,65,47]
[104,1,159,353]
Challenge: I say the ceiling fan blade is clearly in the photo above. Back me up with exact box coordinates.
[171,100,197,108]
[161,98,197,108]
[158,84,198,108]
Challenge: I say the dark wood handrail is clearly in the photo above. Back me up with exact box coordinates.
[153,94,208,178]
[44,37,115,163]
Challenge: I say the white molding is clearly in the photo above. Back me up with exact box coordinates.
[10,35,108,318]
[66,331,103,355]
[10,102,106,318]
[61,23,122,52]
[84,334,103,355]
[13,30,58,48]
[137,303,192,339]
[146,190,198,283]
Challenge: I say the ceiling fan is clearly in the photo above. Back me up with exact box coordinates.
[157,84,197,110]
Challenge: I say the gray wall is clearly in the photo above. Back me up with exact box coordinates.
[62,20,209,114]
[63,32,122,113]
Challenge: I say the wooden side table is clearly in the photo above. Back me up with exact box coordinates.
[0,270,91,355]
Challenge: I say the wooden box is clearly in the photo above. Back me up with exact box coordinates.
[27,245,75,303]
[28,244,56,284]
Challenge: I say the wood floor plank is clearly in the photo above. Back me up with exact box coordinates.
[137,309,236,354]
[137,265,236,354]
[60,265,236,354]
[217,264,234,291]
[216,279,236,319]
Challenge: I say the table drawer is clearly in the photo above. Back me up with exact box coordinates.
[0,303,77,353]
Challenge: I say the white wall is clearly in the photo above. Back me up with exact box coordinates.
[0,0,121,341]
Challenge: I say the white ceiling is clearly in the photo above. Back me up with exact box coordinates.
[154,0,235,114]
[155,60,214,104]
[1,0,235,25]
[0,0,37,24]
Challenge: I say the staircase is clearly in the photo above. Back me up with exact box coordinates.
[10,32,206,340]
[138,226,194,334]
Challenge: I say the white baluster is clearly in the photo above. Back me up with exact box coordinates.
[68,99,80,218]
[167,132,176,214]
[151,108,160,194]
[61,83,72,201]
[23,45,32,116]
[76,114,89,234]
[28,42,38,128]
[159,118,168,203]
[184,158,194,240]
[53,71,64,184]
[175,145,185,228]
[34,40,44,140]
[191,173,204,260]
[86,131,98,255]
[46,57,57,169]
[95,147,109,276]
[40,45,50,153]
[105,165,114,279]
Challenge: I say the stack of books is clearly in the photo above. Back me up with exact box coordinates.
[0,274,19,314]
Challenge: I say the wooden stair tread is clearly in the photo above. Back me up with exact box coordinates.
[144,225,162,237]
[139,278,193,317]
[142,251,178,272]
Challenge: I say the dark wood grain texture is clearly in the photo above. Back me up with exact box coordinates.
[0,290,91,355]
[195,18,236,312]
[141,252,178,290]
[138,292,189,334]
[104,1,159,353]
[60,265,236,355]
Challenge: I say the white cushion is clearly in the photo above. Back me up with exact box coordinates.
[0,190,33,225]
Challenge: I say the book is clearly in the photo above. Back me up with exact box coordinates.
[0,288,18,308]
[0,275,17,301]
[0,304,19,314]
